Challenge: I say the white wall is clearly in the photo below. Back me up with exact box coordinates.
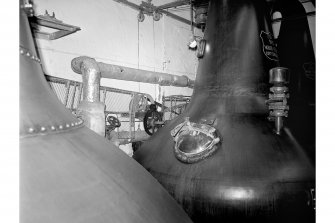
[33,0,199,101]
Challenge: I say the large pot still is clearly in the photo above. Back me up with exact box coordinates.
[134,0,315,222]
[19,2,192,223]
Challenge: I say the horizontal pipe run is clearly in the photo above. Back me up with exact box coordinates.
[72,56,194,88]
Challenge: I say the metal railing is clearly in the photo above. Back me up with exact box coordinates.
[162,95,191,121]
[46,75,191,142]
[45,75,153,143]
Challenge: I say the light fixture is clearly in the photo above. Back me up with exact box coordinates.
[187,35,204,48]
[188,38,197,49]
[187,36,206,58]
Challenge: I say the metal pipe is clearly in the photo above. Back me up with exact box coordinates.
[102,88,107,103]
[70,82,77,109]
[72,56,194,88]
[75,57,106,136]
[80,57,101,102]
[64,80,70,105]
[190,0,194,35]
[275,116,283,135]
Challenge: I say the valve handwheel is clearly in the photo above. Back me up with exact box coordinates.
[144,104,163,135]
[106,115,121,131]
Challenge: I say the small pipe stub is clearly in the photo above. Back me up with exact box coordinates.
[269,67,290,85]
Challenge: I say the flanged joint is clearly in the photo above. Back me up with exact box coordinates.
[269,67,290,85]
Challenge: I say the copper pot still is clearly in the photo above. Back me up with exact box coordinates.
[19,1,192,222]
[134,0,315,222]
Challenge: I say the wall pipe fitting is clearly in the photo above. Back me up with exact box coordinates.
[75,57,106,136]
[71,56,195,88]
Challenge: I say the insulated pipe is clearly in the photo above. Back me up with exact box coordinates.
[76,57,106,136]
[72,56,194,88]
[80,57,101,102]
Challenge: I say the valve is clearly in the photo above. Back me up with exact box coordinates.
[143,104,163,135]
[266,67,290,135]
[106,115,121,131]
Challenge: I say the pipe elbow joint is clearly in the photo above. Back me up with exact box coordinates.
[71,56,100,76]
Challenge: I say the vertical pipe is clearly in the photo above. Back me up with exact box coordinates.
[190,0,194,36]
[78,83,83,104]
[70,82,77,110]
[76,58,106,136]
[64,81,70,106]
[102,88,107,104]
[162,95,165,121]
[130,93,136,139]
[169,97,173,120]
[80,58,101,102]
[275,116,283,135]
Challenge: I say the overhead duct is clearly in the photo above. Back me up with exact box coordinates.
[71,56,195,88]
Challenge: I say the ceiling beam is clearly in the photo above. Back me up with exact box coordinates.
[112,0,194,26]
[113,0,142,11]
[156,0,190,10]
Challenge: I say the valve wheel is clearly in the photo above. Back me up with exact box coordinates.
[143,110,162,135]
[106,115,121,131]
